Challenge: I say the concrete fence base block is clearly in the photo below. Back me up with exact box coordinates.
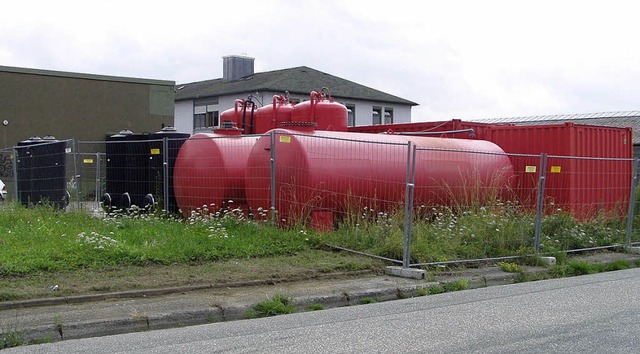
[538,256,557,266]
[624,246,640,255]
[385,266,426,279]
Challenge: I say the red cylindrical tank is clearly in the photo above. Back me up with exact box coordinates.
[245,129,514,225]
[253,95,294,134]
[291,91,348,132]
[219,99,257,134]
[173,129,257,216]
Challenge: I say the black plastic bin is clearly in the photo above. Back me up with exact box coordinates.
[16,136,68,208]
[101,130,150,211]
[148,127,190,213]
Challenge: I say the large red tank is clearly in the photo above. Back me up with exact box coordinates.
[173,128,257,216]
[291,91,348,132]
[219,99,257,134]
[253,95,294,134]
[245,129,515,226]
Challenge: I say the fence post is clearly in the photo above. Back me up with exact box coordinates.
[95,152,101,203]
[270,131,277,226]
[162,137,169,214]
[71,139,80,210]
[625,159,639,246]
[533,153,548,254]
[12,146,18,201]
[402,143,416,269]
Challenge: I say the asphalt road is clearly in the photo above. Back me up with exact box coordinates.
[6,268,640,353]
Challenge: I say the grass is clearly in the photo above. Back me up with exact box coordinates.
[0,203,313,275]
[498,261,520,273]
[0,331,24,349]
[0,202,385,301]
[0,197,635,301]
[246,294,295,318]
[550,258,633,277]
[322,202,629,264]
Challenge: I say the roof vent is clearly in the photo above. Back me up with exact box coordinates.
[223,55,255,82]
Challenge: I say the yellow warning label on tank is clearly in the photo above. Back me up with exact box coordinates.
[83,158,94,164]
[279,136,291,143]
[150,148,161,155]
[525,166,537,173]
[550,166,561,173]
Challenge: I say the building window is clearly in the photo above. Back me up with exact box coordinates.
[384,107,393,124]
[345,104,356,126]
[372,106,382,125]
[194,105,219,129]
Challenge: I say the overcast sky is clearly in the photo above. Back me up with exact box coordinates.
[1,0,638,122]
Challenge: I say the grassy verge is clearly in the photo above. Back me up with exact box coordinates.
[320,204,628,263]
[0,200,635,301]
[0,203,385,301]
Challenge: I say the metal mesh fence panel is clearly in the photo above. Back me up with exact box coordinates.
[408,148,530,266]
[12,139,71,208]
[0,147,15,201]
[537,155,633,253]
[267,131,410,230]
[172,133,258,218]
[75,141,106,212]
[1,130,637,268]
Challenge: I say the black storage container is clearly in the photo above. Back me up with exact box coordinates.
[16,136,68,208]
[148,127,190,213]
[101,130,150,211]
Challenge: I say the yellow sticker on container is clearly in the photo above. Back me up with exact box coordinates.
[83,158,94,164]
[279,136,291,143]
[525,166,537,173]
[150,148,161,155]
[550,166,561,173]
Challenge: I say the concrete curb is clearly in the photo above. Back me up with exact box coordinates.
[5,252,640,345]
[0,270,375,311]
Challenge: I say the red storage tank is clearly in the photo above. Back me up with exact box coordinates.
[291,91,348,132]
[219,99,257,134]
[173,128,257,216]
[253,95,294,134]
[245,129,514,226]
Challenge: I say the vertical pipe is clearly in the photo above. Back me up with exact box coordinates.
[270,130,277,226]
[625,159,639,246]
[402,143,416,269]
[533,153,548,254]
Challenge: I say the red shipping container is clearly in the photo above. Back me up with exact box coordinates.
[484,122,633,219]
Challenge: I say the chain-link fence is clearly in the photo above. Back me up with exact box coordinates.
[2,132,638,268]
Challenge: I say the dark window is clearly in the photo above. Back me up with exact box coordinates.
[384,107,393,124]
[194,114,206,129]
[372,106,382,125]
[345,104,356,126]
[194,105,219,129]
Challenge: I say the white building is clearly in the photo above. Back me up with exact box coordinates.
[174,56,417,134]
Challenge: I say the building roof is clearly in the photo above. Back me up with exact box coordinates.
[0,65,175,86]
[175,66,418,106]
[471,111,640,144]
